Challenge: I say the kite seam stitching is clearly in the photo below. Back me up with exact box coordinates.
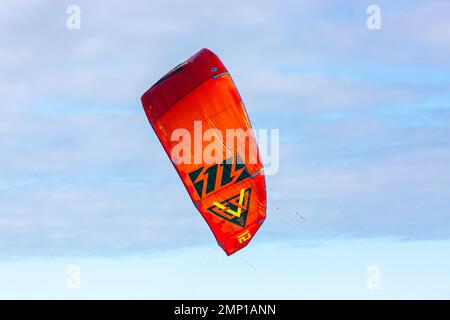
[213,72,230,79]
[251,169,263,178]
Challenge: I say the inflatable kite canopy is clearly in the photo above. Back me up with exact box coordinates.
[141,48,266,255]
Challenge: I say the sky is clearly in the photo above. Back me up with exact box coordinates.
[0,0,450,299]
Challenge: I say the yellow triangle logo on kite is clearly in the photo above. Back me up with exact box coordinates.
[208,188,252,227]
[212,188,246,217]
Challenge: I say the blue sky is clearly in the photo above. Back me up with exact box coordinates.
[0,0,449,299]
